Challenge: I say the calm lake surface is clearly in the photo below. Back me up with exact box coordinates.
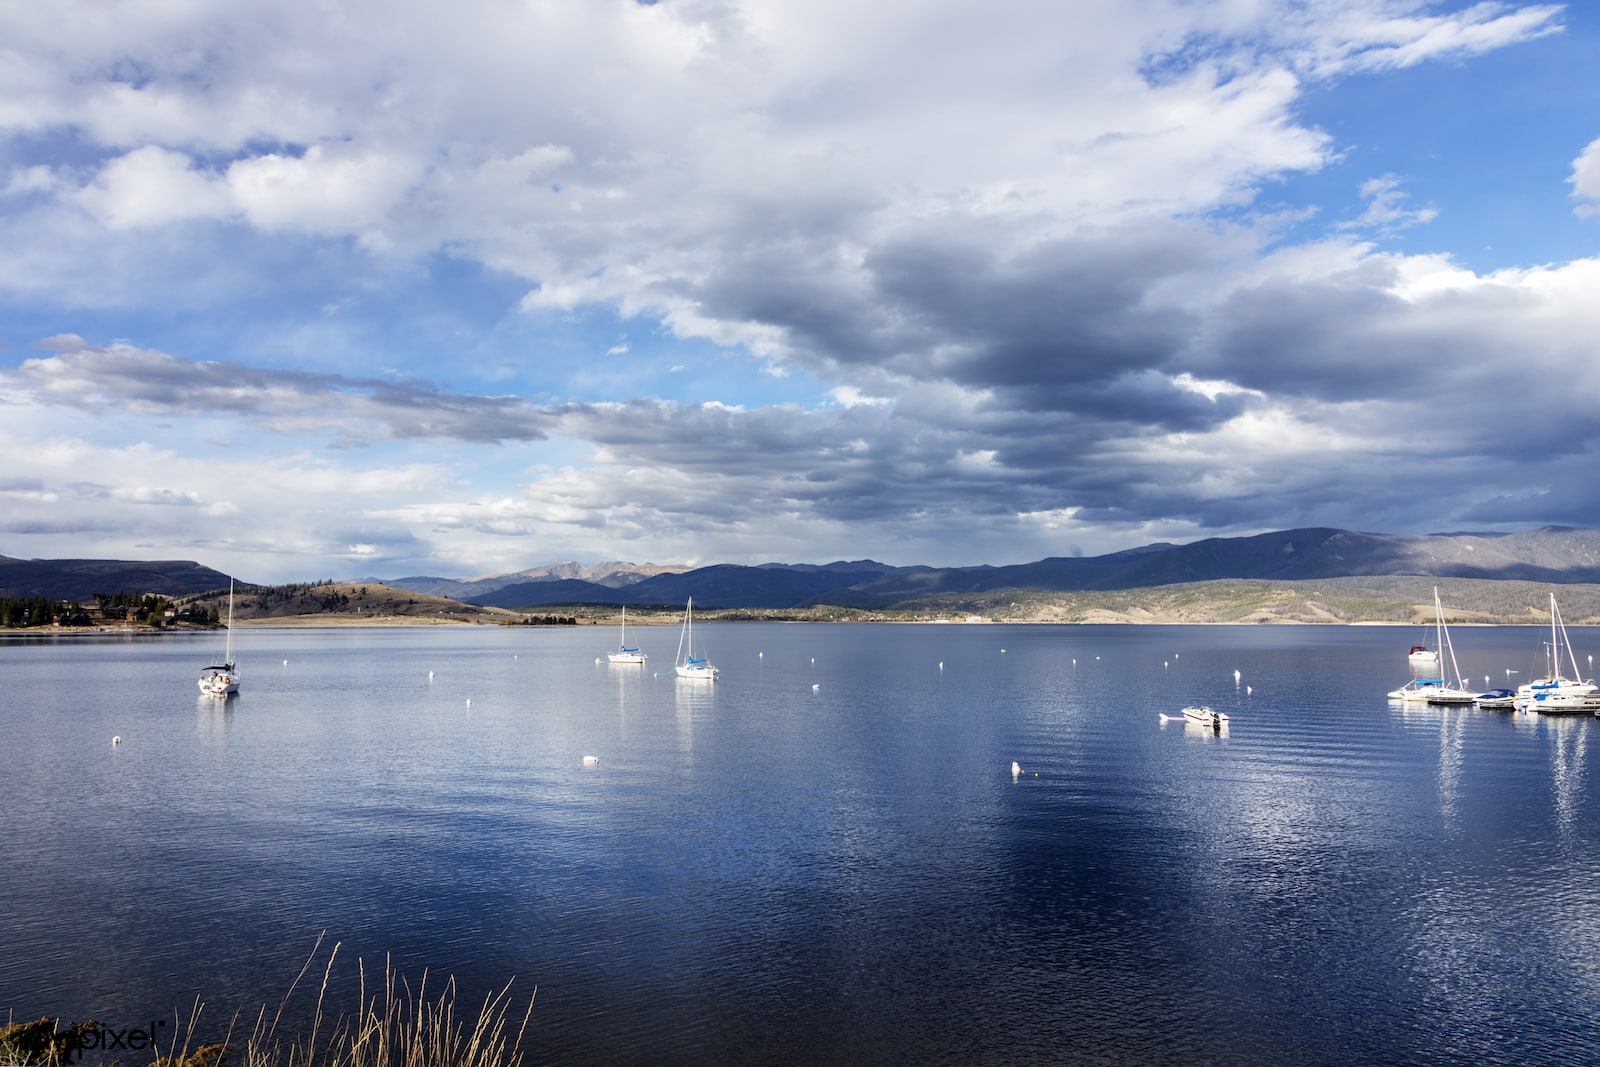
[5,622,1600,1065]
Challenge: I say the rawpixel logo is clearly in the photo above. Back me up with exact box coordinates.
[0,1017,172,1065]
[73,1020,169,1059]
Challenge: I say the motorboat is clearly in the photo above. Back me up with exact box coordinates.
[1181,705,1229,729]
[1473,688,1516,711]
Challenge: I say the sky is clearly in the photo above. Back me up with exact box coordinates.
[2,0,1598,584]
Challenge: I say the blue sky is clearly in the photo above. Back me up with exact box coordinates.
[2,0,1598,584]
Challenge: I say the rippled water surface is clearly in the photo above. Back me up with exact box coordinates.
[5,623,1600,1065]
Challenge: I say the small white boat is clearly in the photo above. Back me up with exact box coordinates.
[1181,705,1228,728]
[1514,593,1598,712]
[606,606,647,665]
[1473,688,1516,711]
[673,597,718,681]
[198,579,240,696]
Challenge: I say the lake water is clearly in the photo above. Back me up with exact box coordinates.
[5,622,1600,1065]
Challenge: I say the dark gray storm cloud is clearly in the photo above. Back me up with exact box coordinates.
[16,341,553,444]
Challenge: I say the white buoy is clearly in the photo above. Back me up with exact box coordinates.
[938,661,944,670]
[283,659,288,666]
[583,755,600,766]
[112,736,121,745]
[1011,760,1022,778]
[1247,685,1253,695]
[466,698,471,707]
[595,657,602,664]
[1234,669,1241,683]
[759,651,764,658]
[812,683,820,692]
[428,670,434,680]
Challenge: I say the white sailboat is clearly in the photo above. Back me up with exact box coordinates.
[1388,588,1476,704]
[606,606,647,665]
[1514,593,1598,712]
[673,598,718,681]
[198,579,240,696]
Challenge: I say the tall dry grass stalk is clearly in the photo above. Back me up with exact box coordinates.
[243,936,535,1067]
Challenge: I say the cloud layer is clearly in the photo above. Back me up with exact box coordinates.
[1,0,1594,581]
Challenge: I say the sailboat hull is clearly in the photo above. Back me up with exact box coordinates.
[198,670,239,696]
[674,663,718,680]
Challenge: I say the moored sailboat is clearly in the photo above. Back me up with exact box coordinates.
[1514,593,1598,713]
[673,598,718,681]
[606,606,647,665]
[1388,589,1476,704]
[198,579,240,696]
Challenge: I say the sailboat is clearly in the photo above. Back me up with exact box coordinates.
[198,579,240,696]
[673,597,718,681]
[606,606,647,665]
[1513,593,1598,712]
[1388,588,1476,704]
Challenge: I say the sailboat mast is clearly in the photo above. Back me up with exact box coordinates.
[1553,593,1584,683]
[224,578,235,665]
[1436,588,1467,688]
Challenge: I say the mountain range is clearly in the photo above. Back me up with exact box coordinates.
[385,560,687,598]
[8,526,1600,609]
[447,526,1600,610]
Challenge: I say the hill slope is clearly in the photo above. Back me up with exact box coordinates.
[179,581,518,624]
[0,556,234,601]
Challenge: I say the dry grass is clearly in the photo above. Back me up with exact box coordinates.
[2,938,533,1067]
[245,939,534,1067]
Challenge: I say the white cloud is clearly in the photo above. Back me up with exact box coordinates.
[73,146,232,228]
[828,386,891,409]
[228,144,420,236]
[1340,174,1439,234]
[4,165,58,197]
[1572,137,1600,219]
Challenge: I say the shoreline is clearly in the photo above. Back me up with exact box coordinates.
[1,616,1579,636]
